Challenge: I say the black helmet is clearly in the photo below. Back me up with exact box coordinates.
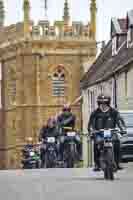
[97,95,111,106]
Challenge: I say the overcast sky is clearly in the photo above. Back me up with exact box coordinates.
[4,0,133,42]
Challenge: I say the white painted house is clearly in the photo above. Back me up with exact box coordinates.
[81,10,133,166]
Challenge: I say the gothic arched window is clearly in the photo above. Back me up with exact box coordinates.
[52,68,65,96]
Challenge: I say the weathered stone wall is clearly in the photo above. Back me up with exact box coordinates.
[0,23,24,44]
[1,37,96,168]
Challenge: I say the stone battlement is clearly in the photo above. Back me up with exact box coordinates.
[0,20,90,45]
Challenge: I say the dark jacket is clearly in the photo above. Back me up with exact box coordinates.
[88,107,126,133]
[57,112,76,129]
[39,125,59,141]
[22,144,34,158]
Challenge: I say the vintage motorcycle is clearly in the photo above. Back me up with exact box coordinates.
[42,136,58,168]
[62,127,79,168]
[22,148,40,169]
[91,128,119,180]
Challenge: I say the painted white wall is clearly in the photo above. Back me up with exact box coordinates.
[117,73,126,109]
[127,66,133,109]
[0,63,2,109]
[82,89,89,167]
[81,67,133,166]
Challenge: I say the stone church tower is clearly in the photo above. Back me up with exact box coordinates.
[0,0,96,168]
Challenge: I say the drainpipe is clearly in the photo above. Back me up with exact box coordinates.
[113,75,117,109]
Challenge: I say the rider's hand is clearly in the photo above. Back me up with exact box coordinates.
[90,133,94,140]
[120,130,127,135]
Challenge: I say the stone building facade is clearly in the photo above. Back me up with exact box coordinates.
[0,0,97,168]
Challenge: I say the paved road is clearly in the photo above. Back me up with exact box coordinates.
[0,164,133,200]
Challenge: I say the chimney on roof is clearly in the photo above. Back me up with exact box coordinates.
[111,18,127,56]
[127,10,133,48]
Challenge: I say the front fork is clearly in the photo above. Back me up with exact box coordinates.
[100,146,115,170]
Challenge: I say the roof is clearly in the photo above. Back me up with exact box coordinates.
[81,39,112,86]
[81,22,133,89]
[127,10,133,27]
[118,18,127,33]
[111,18,127,37]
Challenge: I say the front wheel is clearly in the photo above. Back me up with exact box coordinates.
[45,151,57,168]
[65,143,76,168]
[104,148,114,180]
[67,157,74,168]
[104,167,114,180]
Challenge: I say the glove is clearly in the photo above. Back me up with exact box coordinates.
[120,130,127,135]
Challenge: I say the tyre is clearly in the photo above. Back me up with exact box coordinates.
[66,152,75,168]
[108,167,114,180]
[67,157,74,168]
[104,168,108,180]
[45,151,57,168]
[104,148,114,180]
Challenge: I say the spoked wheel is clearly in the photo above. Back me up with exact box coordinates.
[67,157,74,168]
[104,168,108,180]
[45,152,57,168]
[41,158,45,168]
[104,148,114,181]
[104,166,114,180]
[109,167,114,180]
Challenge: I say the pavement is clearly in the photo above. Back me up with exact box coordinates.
[0,163,133,200]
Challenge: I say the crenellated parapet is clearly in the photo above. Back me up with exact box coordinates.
[32,20,90,39]
[0,20,91,47]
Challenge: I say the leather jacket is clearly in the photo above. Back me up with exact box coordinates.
[57,112,76,129]
[88,107,126,134]
[22,144,34,158]
[39,126,59,141]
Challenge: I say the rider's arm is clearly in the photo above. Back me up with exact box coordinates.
[39,126,48,141]
[116,112,127,135]
[88,111,95,133]
[39,127,43,141]
[71,114,76,129]
[59,114,76,129]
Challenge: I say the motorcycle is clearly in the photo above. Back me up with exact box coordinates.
[91,128,119,180]
[22,148,40,169]
[43,136,58,168]
[62,127,78,168]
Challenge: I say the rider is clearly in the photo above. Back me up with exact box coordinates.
[57,104,76,129]
[88,94,127,171]
[22,137,34,164]
[57,104,82,161]
[39,117,59,166]
[39,117,59,139]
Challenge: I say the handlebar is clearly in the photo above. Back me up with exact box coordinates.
[62,127,73,130]
[90,128,119,134]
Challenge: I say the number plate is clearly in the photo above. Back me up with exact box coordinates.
[104,142,112,147]
[47,137,55,143]
[30,152,35,156]
[67,132,76,137]
[104,130,112,138]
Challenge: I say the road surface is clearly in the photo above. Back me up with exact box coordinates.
[0,164,133,200]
